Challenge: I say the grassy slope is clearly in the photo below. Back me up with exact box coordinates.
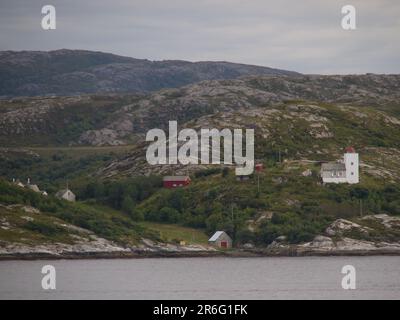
[0,180,146,245]
[1,100,400,246]
[140,221,209,245]
[0,145,135,193]
[0,179,209,247]
[0,205,77,245]
[135,158,400,244]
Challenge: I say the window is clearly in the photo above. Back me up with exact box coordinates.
[351,172,354,175]
[351,162,354,165]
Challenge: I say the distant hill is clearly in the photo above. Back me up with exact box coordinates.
[1,73,399,147]
[0,49,299,97]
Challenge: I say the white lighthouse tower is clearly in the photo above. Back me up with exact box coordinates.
[344,147,359,184]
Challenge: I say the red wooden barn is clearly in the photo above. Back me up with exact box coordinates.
[163,176,191,188]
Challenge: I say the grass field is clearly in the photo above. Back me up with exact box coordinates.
[140,221,209,245]
[27,145,135,158]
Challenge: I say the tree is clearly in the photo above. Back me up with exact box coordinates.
[350,187,369,200]
[236,229,255,244]
[205,212,226,233]
[121,196,135,215]
[108,183,124,209]
[160,207,180,223]
[168,189,185,212]
[130,208,144,221]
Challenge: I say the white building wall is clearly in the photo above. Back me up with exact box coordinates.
[322,177,348,184]
[344,152,359,184]
[62,190,76,202]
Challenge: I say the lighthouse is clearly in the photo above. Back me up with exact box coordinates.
[344,147,359,184]
[321,147,360,184]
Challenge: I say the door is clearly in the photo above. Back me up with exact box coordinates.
[220,241,228,248]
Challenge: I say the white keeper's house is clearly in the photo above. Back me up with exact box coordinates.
[321,147,359,184]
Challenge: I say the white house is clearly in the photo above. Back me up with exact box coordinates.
[55,188,76,202]
[321,147,359,184]
[12,178,48,196]
[26,183,40,193]
[12,178,25,188]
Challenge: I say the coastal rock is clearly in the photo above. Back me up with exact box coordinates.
[299,236,334,252]
[335,238,378,251]
[362,214,400,229]
[312,235,334,247]
[242,243,255,249]
[297,215,400,254]
[0,235,130,256]
[325,218,370,236]
[275,236,287,243]
[267,240,289,250]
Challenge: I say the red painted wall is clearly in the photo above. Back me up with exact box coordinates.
[163,178,191,188]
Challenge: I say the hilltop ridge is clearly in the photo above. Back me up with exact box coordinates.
[0,49,299,97]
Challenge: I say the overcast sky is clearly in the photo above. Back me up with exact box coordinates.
[0,0,399,74]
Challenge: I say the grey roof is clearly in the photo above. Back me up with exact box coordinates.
[209,231,225,242]
[55,189,75,197]
[163,176,190,181]
[321,162,346,171]
[27,184,40,192]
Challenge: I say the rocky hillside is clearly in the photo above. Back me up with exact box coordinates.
[97,101,400,180]
[1,71,400,253]
[97,74,400,144]
[268,214,400,256]
[0,203,130,258]
[0,49,298,97]
[1,74,399,148]
[0,94,142,146]
[0,180,214,259]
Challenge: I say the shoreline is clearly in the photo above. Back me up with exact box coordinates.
[1,248,400,261]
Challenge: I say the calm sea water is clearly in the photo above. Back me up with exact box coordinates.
[0,256,399,299]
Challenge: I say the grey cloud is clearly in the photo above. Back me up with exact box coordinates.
[0,0,399,74]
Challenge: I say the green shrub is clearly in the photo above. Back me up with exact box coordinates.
[24,221,65,236]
